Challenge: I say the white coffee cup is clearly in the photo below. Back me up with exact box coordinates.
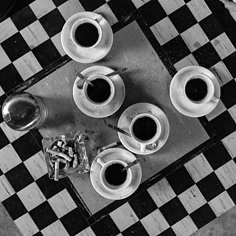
[83,74,115,106]
[183,73,218,104]
[96,158,132,191]
[130,113,161,152]
[70,16,103,49]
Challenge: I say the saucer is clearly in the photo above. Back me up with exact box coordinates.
[118,103,170,155]
[73,65,125,118]
[61,12,113,63]
[169,66,221,117]
[90,148,142,200]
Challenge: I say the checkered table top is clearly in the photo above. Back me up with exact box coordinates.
[1,0,236,235]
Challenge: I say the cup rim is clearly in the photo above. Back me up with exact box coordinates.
[100,160,132,191]
[183,73,215,104]
[70,17,103,49]
[83,74,115,106]
[130,113,162,145]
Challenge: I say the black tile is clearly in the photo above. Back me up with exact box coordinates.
[12,132,41,162]
[39,9,65,37]
[227,184,236,204]
[183,0,191,2]
[197,172,225,201]
[0,64,24,92]
[221,80,236,109]
[210,111,236,140]
[162,36,190,64]
[30,202,57,230]
[11,5,36,30]
[32,39,61,68]
[0,94,7,123]
[0,127,9,149]
[79,0,105,11]
[1,33,30,61]
[91,215,119,236]
[159,197,188,225]
[2,194,27,220]
[5,163,34,192]
[203,142,231,170]
[169,5,197,33]
[193,42,221,68]
[158,228,176,236]
[51,0,68,7]
[108,0,136,21]
[61,208,88,235]
[223,52,236,79]
[30,129,43,149]
[190,204,216,228]
[129,190,157,219]
[33,232,43,236]
[139,0,166,26]
[123,221,149,236]
[36,174,65,199]
[166,166,195,195]
[0,168,3,176]
[199,14,223,40]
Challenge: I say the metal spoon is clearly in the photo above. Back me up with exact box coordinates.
[122,158,140,172]
[106,68,128,77]
[76,71,94,89]
[103,119,131,137]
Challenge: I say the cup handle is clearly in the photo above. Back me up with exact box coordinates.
[96,158,106,166]
[140,143,146,152]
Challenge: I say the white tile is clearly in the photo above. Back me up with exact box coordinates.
[48,189,77,218]
[131,0,151,8]
[0,122,28,142]
[0,86,4,96]
[206,100,226,121]
[14,213,39,236]
[151,17,178,46]
[51,32,66,56]
[187,0,211,22]
[13,51,42,80]
[178,185,207,214]
[0,144,22,173]
[172,216,198,236]
[0,45,11,70]
[211,33,236,60]
[222,131,236,158]
[209,191,234,217]
[147,178,176,207]
[24,151,48,180]
[41,220,69,236]
[75,227,96,236]
[30,0,56,18]
[181,24,208,52]
[0,175,15,201]
[110,202,139,231]
[174,54,198,71]
[185,153,213,182]
[94,3,118,26]
[159,0,185,14]
[141,209,169,236]
[58,0,84,21]
[0,18,18,43]
[215,160,236,189]
[229,104,236,124]
[17,182,46,211]
[20,20,49,49]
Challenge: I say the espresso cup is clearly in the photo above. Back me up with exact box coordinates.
[183,73,217,104]
[130,113,161,152]
[70,16,103,49]
[97,158,132,191]
[83,74,115,106]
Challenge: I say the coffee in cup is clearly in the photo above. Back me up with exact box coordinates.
[130,113,161,152]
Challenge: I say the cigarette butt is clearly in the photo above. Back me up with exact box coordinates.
[54,159,59,181]
[57,141,63,147]
[68,147,74,157]
[72,154,78,168]
[46,148,72,162]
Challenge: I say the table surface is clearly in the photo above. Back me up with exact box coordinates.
[1,0,236,236]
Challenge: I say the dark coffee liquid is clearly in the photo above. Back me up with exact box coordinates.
[87,78,111,103]
[105,163,127,186]
[185,78,208,102]
[74,23,99,47]
[133,116,157,141]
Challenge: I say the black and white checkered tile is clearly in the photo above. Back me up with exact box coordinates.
[1,0,236,235]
